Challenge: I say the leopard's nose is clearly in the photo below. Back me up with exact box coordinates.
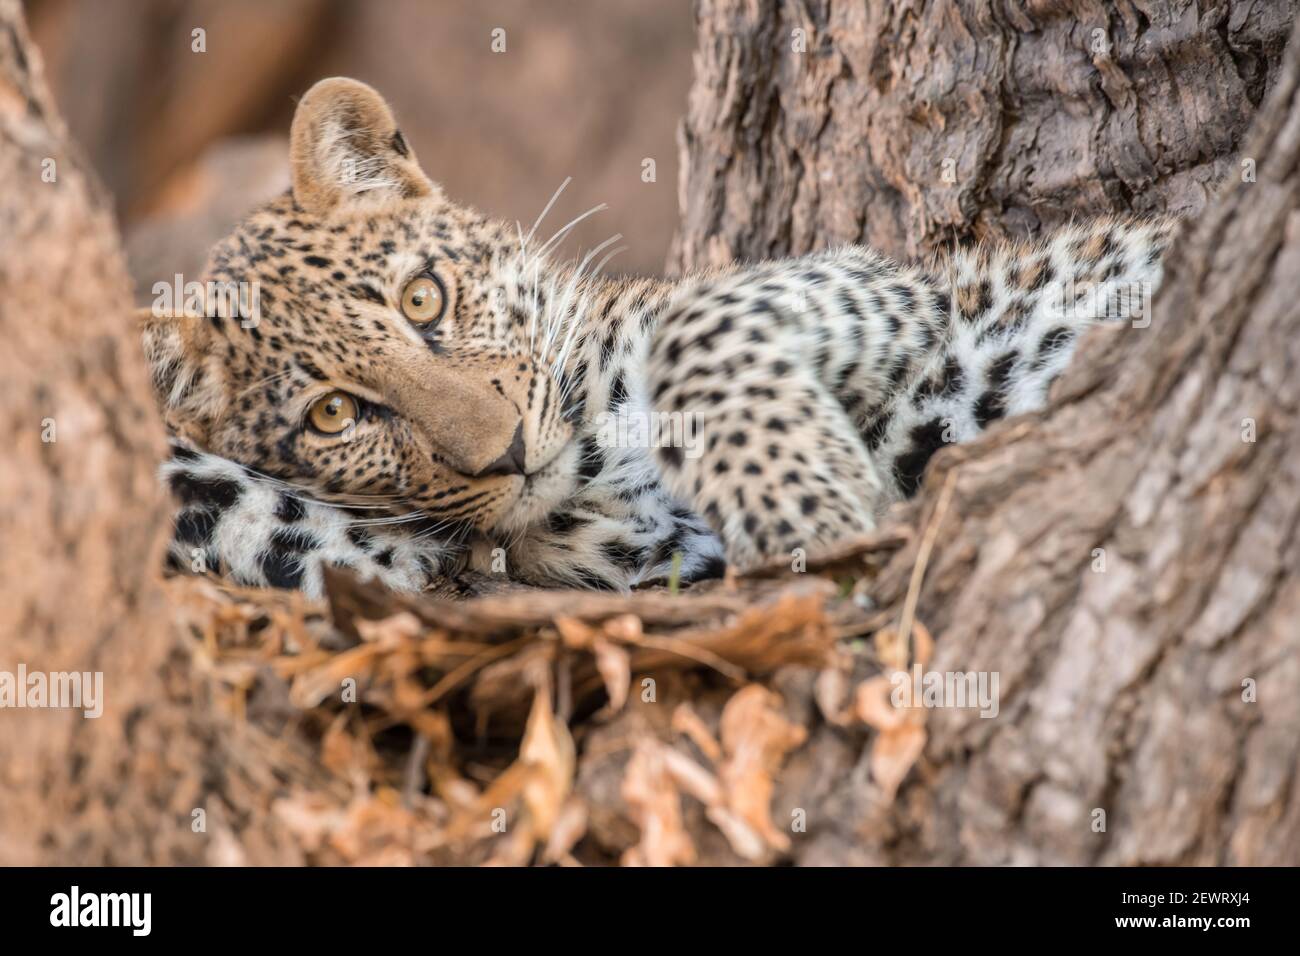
[472,422,527,478]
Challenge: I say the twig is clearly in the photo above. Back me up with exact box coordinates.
[896,469,958,660]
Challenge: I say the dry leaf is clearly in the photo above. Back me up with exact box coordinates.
[592,637,632,715]
[542,797,589,864]
[555,615,600,649]
[716,685,807,854]
[356,611,424,645]
[855,675,907,731]
[854,670,929,802]
[869,722,927,801]
[519,675,576,837]
[620,740,696,867]
[814,666,853,726]
[672,702,723,762]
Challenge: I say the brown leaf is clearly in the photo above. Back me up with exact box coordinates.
[716,685,807,855]
[620,740,696,867]
[592,637,632,715]
[672,702,723,762]
[854,674,907,731]
[555,615,600,649]
[541,797,589,864]
[519,674,576,838]
[814,665,853,726]
[869,722,927,802]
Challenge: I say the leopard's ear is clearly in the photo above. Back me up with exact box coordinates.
[289,77,435,214]
[137,307,226,446]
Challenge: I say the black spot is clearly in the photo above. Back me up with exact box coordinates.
[304,255,332,269]
[800,495,819,515]
[175,508,218,547]
[390,130,410,157]
[354,283,386,305]
[297,359,330,382]
[546,511,589,535]
[863,416,890,451]
[275,493,306,523]
[168,472,243,510]
[608,373,627,409]
[270,527,322,554]
[974,351,1018,427]
[1034,326,1074,367]
[574,569,619,591]
[601,540,645,570]
[894,418,951,498]
[374,548,395,569]
[260,529,319,589]
[260,551,304,589]
[658,443,684,470]
[347,527,375,552]
[938,355,964,397]
[837,290,862,322]
[578,437,606,482]
[685,554,727,583]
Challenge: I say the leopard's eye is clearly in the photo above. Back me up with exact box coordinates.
[401,274,447,325]
[307,391,359,435]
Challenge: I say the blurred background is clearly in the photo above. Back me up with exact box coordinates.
[24,0,694,297]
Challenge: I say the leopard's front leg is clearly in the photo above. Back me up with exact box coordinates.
[645,252,938,570]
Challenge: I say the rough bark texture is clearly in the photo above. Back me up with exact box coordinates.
[854,51,1300,863]
[667,1,1300,864]
[0,0,292,867]
[670,0,1298,271]
[0,0,160,861]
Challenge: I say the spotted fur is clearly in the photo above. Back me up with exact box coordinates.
[146,78,1175,596]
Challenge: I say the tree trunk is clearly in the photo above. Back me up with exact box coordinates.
[0,0,158,862]
[0,0,294,867]
[670,0,1298,270]
[669,0,1300,864]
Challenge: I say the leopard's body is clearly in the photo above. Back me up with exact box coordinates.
[148,79,1175,596]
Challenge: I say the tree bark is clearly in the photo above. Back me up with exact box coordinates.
[668,1,1300,864]
[0,0,281,866]
[0,0,157,862]
[670,0,1298,271]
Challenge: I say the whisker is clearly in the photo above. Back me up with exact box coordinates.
[525,176,572,247]
[549,233,623,378]
[536,202,608,262]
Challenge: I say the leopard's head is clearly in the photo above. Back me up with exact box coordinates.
[141,77,582,537]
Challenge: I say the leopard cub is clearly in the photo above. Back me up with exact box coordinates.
[144,77,1174,595]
